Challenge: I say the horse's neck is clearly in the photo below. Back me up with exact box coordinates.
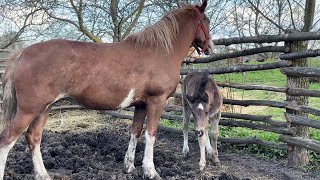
[172,15,197,64]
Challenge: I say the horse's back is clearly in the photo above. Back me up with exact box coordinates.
[11,39,149,111]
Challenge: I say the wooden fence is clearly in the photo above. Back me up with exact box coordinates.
[1,31,320,167]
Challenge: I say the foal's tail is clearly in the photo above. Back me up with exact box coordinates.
[1,50,22,131]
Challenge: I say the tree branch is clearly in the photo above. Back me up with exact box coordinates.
[247,0,286,32]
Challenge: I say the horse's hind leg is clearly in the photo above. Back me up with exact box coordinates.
[0,109,37,179]
[26,113,50,180]
[124,104,146,173]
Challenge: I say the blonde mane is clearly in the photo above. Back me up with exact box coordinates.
[127,5,196,54]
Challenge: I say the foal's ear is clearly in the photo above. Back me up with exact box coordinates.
[198,0,208,12]
[186,94,195,103]
[201,92,209,103]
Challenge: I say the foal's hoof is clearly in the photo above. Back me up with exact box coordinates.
[214,161,221,167]
[182,147,189,158]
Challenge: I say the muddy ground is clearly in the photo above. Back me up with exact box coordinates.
[3,110,320,180]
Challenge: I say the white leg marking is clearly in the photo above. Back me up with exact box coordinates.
[142,131,159,179]
[182,130,189,157]
[0,140,16,179]
[205,130,213,156]
[120,89,135,108]
[124,133,138,173]
[32,144,51,180]
[197,103,204,110]
[198,134,207,171]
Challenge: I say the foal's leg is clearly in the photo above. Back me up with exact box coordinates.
[26,113,51,180]
[124,105,146,173]
[0,110,37,179]
[198,131,207,171]
[210,111,221,166]
[142,96,166,179]
[205,129,213,156]
[182,101,191,157]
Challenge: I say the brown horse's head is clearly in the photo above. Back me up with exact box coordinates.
[192,0,213,55]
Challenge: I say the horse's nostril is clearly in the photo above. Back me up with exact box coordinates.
[195,130,204,137]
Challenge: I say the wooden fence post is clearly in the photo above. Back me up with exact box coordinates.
[284,30,310,167]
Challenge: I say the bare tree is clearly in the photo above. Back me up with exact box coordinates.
[41,0,146,42]
[0,0,44,48]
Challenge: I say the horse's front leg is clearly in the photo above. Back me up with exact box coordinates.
[210,111,221,166]
[124,104,146,173]
[142,96,166,180]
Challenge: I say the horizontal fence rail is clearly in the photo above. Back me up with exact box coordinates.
[281,67,320,77]
[180,61,292,75]
[213,31,320,45]
[216,82,320,97]
[185,46,289,64]
[279,49,320,60]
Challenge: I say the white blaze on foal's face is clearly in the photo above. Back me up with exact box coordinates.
[120,89,135,108]
[197,103,204,110]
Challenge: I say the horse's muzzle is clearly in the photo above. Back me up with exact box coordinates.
[195,130,204,137]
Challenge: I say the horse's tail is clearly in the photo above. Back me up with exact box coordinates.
[1,50,22,131]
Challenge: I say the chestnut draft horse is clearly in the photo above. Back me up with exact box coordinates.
[0,1,212,179]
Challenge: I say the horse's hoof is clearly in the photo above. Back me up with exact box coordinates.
[143,167,162,180]
[35,174,51,180]
[125,164,136,173]
[199,163,206,171]
[143,174,163,180]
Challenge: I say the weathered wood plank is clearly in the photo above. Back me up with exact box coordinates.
[281,67,320,78]
[181,61,292,75]
[279,49,320,60]
[185,46,288,64]
[279,135,320,153]
[213,32,320,46]
[223,99,320,116]
[217,82,320,97]
[285,113,320,129]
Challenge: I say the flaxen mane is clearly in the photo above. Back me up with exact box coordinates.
[126,5,196,54]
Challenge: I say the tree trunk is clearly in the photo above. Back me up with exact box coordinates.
[285,36,310,167]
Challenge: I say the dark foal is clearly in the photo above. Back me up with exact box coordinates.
[182,72,223,170]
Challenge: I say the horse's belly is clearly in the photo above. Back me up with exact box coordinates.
[71,86,138,110]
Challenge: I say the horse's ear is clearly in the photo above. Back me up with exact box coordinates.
[198,0,207,12]
[179,2,187,7]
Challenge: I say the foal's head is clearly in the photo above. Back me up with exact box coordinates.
[191,0,213,55]
[186,73,214,137]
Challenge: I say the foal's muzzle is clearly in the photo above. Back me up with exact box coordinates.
[195,130,204,137]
